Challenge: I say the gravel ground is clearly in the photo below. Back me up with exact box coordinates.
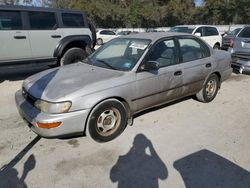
[0,66,249,188]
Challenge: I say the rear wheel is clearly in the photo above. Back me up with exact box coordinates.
[87,99,127,143]
[196,74,219,103]
[60,47,91,66]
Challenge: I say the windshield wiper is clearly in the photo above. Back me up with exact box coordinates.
[96,59,118,70]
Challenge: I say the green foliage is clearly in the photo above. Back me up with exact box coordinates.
[4,0,249,27]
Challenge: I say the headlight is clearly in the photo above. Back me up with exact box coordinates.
[34,100,72,114]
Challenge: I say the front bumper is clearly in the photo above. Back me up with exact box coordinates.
[231,59,250,74]
[15,90,91,138]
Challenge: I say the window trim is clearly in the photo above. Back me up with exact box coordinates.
[176,35,211,63]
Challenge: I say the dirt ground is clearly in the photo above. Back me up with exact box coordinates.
[0,66,249,188]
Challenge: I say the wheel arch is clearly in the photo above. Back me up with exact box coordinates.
[83,96,131,135]
[204,71,221,88]
[54,35,92,60]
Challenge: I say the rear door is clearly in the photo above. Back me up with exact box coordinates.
[177,36,212,95]
[0,10,32,62]
[27,11,63,59]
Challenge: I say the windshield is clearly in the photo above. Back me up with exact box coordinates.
[169,26,195,33]
[228,28,242,36]
[86,38,151,71]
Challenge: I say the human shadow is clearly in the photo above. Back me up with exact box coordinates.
[0,136,40,188]
[174,149,250,188]
[110,134,168,188]
[0,154,36,188]
[0,65,50,83]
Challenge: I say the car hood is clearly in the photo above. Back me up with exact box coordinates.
[24,63,125,101]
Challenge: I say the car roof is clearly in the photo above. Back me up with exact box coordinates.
[173,25,217,28]
[0,5,85,14]
[119,32,193,42]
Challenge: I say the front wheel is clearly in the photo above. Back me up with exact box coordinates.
[87,99,127,143]
[196,74,219,103]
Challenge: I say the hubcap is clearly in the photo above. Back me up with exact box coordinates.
[96,107,121,136]
[206,79,217,98]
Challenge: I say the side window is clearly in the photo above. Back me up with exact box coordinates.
[100,30,108,35]
[194,27,203,36]
[62,13,85,28]
[146,39,177,68]
[179,38,209,62]
[0,11,22,30]
[29,12,57,30]
[204,27,219,36]
[108,31,116,35]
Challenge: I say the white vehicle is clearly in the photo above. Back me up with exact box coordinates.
[0,5,96,67]
[170,25,222,49]
[96,29,117,45]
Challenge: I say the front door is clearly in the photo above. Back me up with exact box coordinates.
[134,38,183,112]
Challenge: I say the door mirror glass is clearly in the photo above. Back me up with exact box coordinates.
[141,61,159,71]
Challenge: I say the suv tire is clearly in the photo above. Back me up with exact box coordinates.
[60,47,90,66]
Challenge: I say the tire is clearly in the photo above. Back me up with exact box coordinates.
[96,38,103,45]
[87,99,127,143]
[60,47,89,66]
[213,44,220,49]
[196,74,219,103]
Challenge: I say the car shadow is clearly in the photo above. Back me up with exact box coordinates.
[110,134,168,188]
[0,65,50,83]
[0,136,41,188]
[174,149,250,188]
[134,96,192,119]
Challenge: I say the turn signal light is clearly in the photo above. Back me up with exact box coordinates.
[37,122,62,129]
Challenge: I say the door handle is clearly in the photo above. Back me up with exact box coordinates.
[51,35,62,38]
[174,71,182,76]
[206,63,212,68]
[14,36,26,39]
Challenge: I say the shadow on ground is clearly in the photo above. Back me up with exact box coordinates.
[174,149,250,188]
[0,136,41,188]
[110,134,168,188]
[0,65,50,83]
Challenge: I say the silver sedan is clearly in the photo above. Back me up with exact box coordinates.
[15,32,232,142]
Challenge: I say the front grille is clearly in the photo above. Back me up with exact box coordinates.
[22,88,36,105]
[232,52,250,60]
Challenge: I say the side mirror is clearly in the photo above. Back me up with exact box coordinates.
[141,61,160,71]
[195,32,201,37]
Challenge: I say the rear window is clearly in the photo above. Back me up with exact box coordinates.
[238,27,250,38]
[62,13,85,28]
[0,11,22,30]
[29,12,57,30]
